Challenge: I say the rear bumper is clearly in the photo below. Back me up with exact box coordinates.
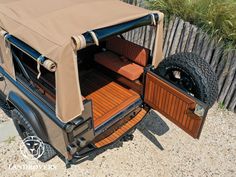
[68,108,149,166]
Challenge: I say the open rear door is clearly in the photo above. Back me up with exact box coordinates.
[144,71,208,139]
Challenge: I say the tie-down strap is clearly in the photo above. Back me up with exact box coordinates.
[36,55,57,79]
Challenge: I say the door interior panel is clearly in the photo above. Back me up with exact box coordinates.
[144,71,208,139]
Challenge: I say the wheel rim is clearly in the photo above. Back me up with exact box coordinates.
[162,67,200,99]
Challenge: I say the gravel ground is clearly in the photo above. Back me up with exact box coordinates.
[0,104,235,177]
[0,108,11,124]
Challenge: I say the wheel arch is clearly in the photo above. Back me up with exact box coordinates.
[7,91,49,142]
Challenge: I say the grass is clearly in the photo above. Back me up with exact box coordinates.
[4,136,16,144]
[218,102,226,110]
[145,0,236,47]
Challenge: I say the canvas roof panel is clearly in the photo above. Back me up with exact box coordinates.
[0,0,151,61]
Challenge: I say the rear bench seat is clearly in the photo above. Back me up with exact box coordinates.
[94,37,150,81]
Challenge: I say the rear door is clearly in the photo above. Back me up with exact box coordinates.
[144,71,208,139]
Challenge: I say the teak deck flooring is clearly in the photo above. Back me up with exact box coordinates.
[94,108,147,148]
[80,70,140,128]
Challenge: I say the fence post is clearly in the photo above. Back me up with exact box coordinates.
[122,0,235,112]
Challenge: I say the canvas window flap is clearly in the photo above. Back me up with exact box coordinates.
[0,30,15,78]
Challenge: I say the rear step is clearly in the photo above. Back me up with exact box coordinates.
[94,109,147,148]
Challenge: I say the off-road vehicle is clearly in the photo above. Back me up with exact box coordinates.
[0,0,218,167]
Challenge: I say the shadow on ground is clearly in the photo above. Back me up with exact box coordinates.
[137,110,169,150]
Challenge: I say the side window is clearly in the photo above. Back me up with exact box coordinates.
[12,46,56,103]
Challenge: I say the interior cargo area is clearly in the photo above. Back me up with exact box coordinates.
[12,35,150,129]
[78,36,151,128]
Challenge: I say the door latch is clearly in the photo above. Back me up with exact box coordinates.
[186,104,206,119]
[194,104,205,117]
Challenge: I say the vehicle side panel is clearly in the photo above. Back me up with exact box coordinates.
[0,66,70,159]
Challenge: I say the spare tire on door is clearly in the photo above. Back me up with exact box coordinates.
[155,53,218,108]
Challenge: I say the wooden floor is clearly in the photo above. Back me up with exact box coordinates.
[80,70,140,128]
[94,109,147,148]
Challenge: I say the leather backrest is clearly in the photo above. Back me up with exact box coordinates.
[106,37,150,67]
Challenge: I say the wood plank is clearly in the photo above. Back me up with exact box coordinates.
[228,89,236,112]
[218,51,236,102]
[210,42,224,72]
[163,17,175,57]
[199,34,210,59]
[192,30,205,56]
[205,38,216,63]
[169,18,184,56]
[144,72,205,138]
[94,109,147,148]
[185,25,198,53]
[165,17,179,57]
[178,22,191,53]
[163,18,169,43]
[80,70,140,128]
[217,51,234,96]
[224,73,236,109]
[225,76,236,110]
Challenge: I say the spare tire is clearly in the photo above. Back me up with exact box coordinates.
[155,53,218,108]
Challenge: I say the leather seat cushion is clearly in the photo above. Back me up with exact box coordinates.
[95,51,144,81]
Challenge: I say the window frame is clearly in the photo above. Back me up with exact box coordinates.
[11,47,56,108]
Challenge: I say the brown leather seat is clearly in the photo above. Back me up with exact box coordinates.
[106,37,150,67]
[95,51,144,81]
[94,37,150,81]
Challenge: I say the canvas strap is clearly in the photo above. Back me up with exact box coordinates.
[88,31,99,46]
[150,14,157,26]
[36,55,44,79]
[152,12,164,68]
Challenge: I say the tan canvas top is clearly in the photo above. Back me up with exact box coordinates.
[0,0,163,123]
[0,0,152,61]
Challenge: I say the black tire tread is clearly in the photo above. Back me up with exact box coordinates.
[12,109,56,162]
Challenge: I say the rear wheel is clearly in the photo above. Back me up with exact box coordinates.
[155,53,218,108]
[12,109,56,162]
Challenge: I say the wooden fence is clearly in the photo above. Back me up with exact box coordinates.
[122,0,236,112]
